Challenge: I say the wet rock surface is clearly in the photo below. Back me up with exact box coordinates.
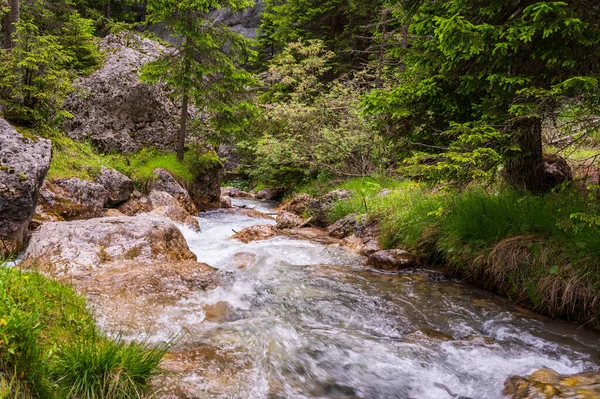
[276,211,304,229]
[366,249,419,271]
[149,205,200,231]
[327,214,362,238]
[231,224,278,243]
[504,369,600,399]
[149,168,197,214]
[22,216,195,275]
[38,177,108,220]
[0,118,52,254]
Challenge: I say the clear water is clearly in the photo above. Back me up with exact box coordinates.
[157,198,600,398]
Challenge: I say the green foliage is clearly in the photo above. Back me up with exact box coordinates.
[241,40,387,186]
[42,130,195,188]
[60,12,103,73]
[0,266,166,398]
[183,149,223,180]
[362,0,600,190]
[0,21,73,127]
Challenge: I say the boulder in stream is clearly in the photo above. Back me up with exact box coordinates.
[504,368,600,399]
[327,214,362,238]
[276,211,304,229]
[366,249,418,271]
[231,224,278,243]
[149,168,197,214]
[0,118,52,255]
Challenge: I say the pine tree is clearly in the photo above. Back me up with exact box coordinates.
[363,0,600,191]
[142,0,256,161]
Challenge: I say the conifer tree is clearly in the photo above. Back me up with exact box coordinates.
[142,0,256,161]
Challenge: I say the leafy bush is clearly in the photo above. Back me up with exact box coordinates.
[0,266,166,398]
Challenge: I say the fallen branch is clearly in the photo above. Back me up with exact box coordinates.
[298,217,314,228]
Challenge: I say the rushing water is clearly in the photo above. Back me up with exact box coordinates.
[160,198,600,399]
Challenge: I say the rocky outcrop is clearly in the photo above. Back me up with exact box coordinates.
[23,216,195,276]
[277,193,312,215]
[0,118,52,255]
[276,211,303,229]
[366,249,418,271]
[63,33,184,153]
[327,214,361,239]
[38,177,108,220]
[149,205,200,231]
[231,225,278,244]
[308,189,354,227]
[95,167,134,206]
[208,0,265,39]
[149,168,197,214]
[188,164,223,211]
[504,369,600,399]
[256,187,285,201]
[22,215,216,340]
[116,194,152,216]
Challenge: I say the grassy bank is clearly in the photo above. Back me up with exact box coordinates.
[303,177,600,329]
[0,266,166,398]
[32,129,221,189]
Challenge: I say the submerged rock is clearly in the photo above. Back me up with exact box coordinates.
[95,166,134,206]
[149,168,197,214]
[504,369,600,399]
[231,224,278,243]
[276,211,304,229]
[220,196,232,208]
[406,328,455,342]
[366,249,418,271]
[0,118,52,255]
[38,177,108,220]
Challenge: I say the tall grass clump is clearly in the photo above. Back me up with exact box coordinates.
[0,266,166,398]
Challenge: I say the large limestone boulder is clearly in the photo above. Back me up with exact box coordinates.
[63,33,184,153]
[38,177,108,220]
[504,368,600,399]
[0,118,51,254]
[22,215,216,339]
[95,166,134,206]
[149,168,197,214]
[23,216,195,276]
[149,205,200,231]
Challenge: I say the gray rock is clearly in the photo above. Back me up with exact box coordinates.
[95,166,134,206]
[256,187,285,201]
[38,177,108,220]
[149,168,197,214]
[309,189,354,227]
[208,0,265,39]
[278,193,313,216]
[63,33,187,152]
[23,216,196,276]
[116,196,152,216]
[148,190,181,209]
[276,211,304,229]
[0,118,52,254]
[188,163,223,211]
[149,205,200,231]
[220,196,232,208]
[327,214,361,239]
[366,249,418,271]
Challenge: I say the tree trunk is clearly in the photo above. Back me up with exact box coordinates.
[105,0,111,19]
[3,0,19,49]
[177,56,191,162]
[503,117,546,192]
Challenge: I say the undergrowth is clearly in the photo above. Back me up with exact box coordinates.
[320,177,600,328]
[0,266,167,398]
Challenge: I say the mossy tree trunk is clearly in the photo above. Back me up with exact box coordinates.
[504,117,545,192]
[177,54,191,162]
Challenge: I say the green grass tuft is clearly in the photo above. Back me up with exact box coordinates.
[0,266,166,398]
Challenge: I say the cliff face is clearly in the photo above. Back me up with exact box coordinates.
[63,33,183,153]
